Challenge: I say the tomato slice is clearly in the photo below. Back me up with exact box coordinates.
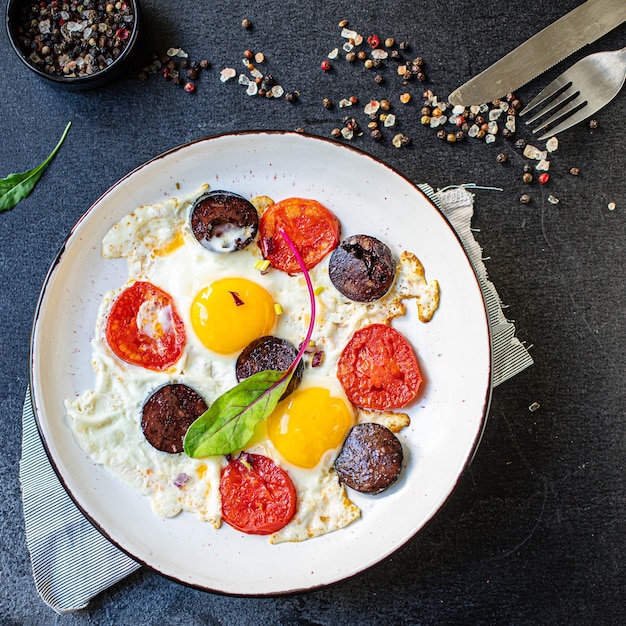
[105,281,186,371]
[258,197,340,274]
[220,453,297,535]
[337,324,422,410]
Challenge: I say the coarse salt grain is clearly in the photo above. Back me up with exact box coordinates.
[523,144,547,160]
[220,67,236,81]
[548,195,559,204]
[383,114,396,127]
[328,48,339,59]
[506,116,516,133]
[364,100,380,115]
[536,159,550,171]
[528,402,540,412]
[546,136,559,152]
[167,48,188,58]
[341,28,358,40]
[371,49,388,60]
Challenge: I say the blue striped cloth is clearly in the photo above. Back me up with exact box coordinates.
[19,185,532,613]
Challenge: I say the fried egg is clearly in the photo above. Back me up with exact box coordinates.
[65,185,440,541]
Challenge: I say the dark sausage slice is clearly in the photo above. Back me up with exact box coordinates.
[190,190,258,252]
[334,422,403,494]
[141,383,208,453]
[236,336,304,400]
[328,234,396,302]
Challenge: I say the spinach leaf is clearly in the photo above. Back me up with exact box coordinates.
[0,121,72,213]
[183,369,293,458]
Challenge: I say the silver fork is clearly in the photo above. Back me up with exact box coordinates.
[520,45,626,140]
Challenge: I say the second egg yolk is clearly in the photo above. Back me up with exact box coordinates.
[267,387,354,469]
[190,277,276,354]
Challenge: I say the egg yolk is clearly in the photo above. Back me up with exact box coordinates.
[267,387,354,469]
[190,277,276,354]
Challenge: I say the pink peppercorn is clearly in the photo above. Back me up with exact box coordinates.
[184,82,196,93]
[538,173,550,184]
[367,35,380,48]
[321,60,331,71]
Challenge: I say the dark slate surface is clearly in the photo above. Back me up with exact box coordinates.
[2,0,626,623]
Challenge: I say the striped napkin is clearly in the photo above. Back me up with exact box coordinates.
[19,185,533,614]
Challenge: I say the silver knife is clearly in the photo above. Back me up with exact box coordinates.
[448,0,626,106]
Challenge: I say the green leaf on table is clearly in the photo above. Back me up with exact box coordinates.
[183,368,294,458]
[0,121,72,213]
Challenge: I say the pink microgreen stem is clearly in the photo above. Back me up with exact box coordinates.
[277,228,316,375]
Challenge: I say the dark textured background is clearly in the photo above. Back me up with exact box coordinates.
[2,0,626,623]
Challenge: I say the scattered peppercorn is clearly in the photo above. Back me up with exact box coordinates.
[538,173,550,184]
[199,59,210,68]
[496,153,508,163]
[285,91,298,103]
[322,97,334,109]
[331,128,341,138]
[523,172,533,184]
[589,119,599,129]
[520,194,532,204]
[241,18,252,29]
[371,129,383,140]
[374,74,384,84]
[569,166,580,176]
[184,82,195,93]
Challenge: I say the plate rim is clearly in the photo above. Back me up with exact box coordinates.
[28,129,493,595]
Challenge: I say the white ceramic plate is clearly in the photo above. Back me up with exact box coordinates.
[30,131,491,595]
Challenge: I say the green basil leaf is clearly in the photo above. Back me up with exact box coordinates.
[183,368,294,458]
[0,121,72,213]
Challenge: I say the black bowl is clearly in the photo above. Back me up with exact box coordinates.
[6,0,141,90]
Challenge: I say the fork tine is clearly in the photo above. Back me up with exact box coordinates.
[523,87,578,126]
[531,93,588,136]
[519,76,572,117]
[536,102,594,140]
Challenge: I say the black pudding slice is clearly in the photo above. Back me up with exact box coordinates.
[141,383,208,453]
[328,234,396,302]
[334,422,404,494]
[236,336,304,400]
[190,190,258,252]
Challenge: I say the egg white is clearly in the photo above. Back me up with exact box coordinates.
[65,186,440,541]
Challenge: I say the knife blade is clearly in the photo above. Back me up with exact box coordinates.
[448,0,626,106]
